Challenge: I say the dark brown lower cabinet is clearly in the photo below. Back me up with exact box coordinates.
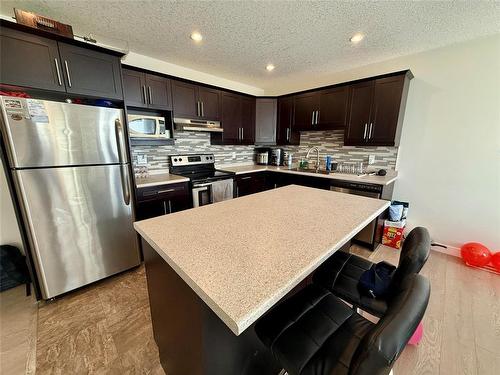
[135,182,191,220]
[235,173,268,197]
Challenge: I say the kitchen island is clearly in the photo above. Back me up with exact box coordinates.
[134,185,390,374]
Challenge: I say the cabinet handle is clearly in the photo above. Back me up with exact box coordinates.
[201,101,204,117]
[311,111,315,126]
[363,123,368,140]
[236,186,239,197]
[64,60,72,87]
[241,127,244,140]
[368,123,373,140]
[168,200,172,214]
[54,59,62,86]
[142,86,147,104]
[241,176,252,180]
[163,201,167,215]
[148,86,153,104]
[157,188,176,194]
[316,110,320,124]
[196,101,200,116]
[286,127,290,141]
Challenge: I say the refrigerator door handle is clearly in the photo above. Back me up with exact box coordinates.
[120,164,131,205]
[114,119,128,164]
[115,118,131,205]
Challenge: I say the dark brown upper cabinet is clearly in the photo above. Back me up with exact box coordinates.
[293,92,319,131]
[240,96,256,145]
[217,92,255,145]
[220,92,241,144]
[0,27,65,92]
[122,68,172,110]
[171,81,221,120]
[345,73,410,146]
[255,98,277,145]
[316,86,349,129]
[277,97,299,145]
[0,26,122,99]
[58,43,123,100]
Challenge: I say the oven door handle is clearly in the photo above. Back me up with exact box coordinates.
[192,182,214,188]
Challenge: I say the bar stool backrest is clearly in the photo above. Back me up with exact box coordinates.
[349,273,431,375]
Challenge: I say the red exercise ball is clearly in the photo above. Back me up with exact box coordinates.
[491,252,500,272]
[460,242,491,267]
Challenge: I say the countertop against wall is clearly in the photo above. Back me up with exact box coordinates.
[221,164,398,186]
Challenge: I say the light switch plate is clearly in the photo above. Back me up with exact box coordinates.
[368,155,376,165]
[137,154,148,165]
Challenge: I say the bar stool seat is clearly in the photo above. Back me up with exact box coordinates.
[313,227,431,317]
[255,274,430,375]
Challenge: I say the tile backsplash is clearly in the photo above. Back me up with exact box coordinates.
[279,130,398,170]
[131,130,398,172]
[130,131,255,171]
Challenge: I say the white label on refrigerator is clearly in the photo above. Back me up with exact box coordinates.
[26,99,49,123]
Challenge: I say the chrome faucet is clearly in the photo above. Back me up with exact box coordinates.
[305,147,320,171]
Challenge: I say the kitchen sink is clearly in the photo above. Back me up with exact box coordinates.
[294,168,332,175]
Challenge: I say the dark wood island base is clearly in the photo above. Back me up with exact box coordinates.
[142,240,281,375]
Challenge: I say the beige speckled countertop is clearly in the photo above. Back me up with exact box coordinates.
[134,185,390,335]
[135,173,189,188]
[220,164,398,186]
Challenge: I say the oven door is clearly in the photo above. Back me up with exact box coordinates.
[192,183,213,207]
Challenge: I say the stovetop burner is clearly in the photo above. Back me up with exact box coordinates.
[169,153,235,184]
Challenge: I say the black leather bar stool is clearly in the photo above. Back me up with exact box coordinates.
[255,273,430,375]
[313,227,431,317]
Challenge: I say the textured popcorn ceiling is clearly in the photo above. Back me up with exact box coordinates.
[1,1,499,95]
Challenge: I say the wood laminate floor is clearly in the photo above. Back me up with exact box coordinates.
[1,245,499,374]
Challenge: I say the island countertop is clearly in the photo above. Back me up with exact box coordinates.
[134,185,390,335]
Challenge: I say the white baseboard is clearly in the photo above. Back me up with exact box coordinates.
[430,242,460,258]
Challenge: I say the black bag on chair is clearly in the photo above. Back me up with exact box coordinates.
[358,261,396,299]
[0,245,31,293]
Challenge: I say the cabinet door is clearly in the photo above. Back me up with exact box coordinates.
[344,81,374,146]
[255,98,277,144]
[293,92,319,130]
[368,76,405,146]
[169,193,192,213]
[171,81,198,118]
[122,69,146,107]
[277,97,299,145]
[145,74,172,110]
[236,173,267,197]
[135,200,165,221]
[198,87,221,120]
[0,27,65,92]
[317,86,349,130]
[58,43,123,99]
[240,96,256,145]
[221,92,242,144]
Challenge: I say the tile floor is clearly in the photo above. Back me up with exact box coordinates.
[1,245,499,374]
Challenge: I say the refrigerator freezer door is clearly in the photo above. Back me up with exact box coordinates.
[15,164,140,298]
[0,97,126,168]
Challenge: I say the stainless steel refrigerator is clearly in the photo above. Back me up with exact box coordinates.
[0,96,140,299]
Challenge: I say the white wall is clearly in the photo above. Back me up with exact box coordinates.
[286,35,500,251]
[0,161,24,253]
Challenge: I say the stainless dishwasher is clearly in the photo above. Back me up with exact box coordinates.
[330,181,383,250]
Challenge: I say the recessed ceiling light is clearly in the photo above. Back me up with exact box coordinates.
[350,33,364,44]
[190,32,203,42]
[266,64,275,72]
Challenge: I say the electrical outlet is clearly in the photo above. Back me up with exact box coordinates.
[232,152,236,159]
[368,155,375,165]
[137,154,148,165]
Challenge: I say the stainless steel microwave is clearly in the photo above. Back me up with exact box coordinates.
[127,114,169,139]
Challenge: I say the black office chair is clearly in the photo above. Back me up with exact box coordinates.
[313,226,431,317]
[255,273,430,375]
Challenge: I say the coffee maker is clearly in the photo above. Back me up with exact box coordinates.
[270,148,284,166]
[256,147,271,165]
